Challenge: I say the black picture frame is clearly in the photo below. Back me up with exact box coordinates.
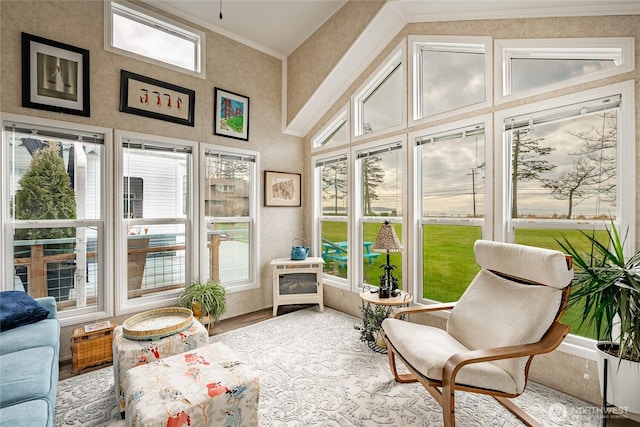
[21,32,90,117]
[119,70,195,127]
[214,87,250,141]
[264,171,302,207]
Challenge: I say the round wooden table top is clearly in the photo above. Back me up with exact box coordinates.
[359,289,412,306]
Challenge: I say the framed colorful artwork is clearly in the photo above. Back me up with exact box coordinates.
[119,70,195,126]
[21,32,91,117]
[214,87,249,141]
[264,171,301,207]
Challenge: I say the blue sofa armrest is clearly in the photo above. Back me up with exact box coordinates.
[35,297,57,320]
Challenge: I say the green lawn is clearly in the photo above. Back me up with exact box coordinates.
[321,221,606,340]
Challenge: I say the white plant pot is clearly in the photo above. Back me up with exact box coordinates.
[595,341,640,414]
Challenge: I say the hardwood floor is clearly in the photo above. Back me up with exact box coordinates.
[59,304,310,381]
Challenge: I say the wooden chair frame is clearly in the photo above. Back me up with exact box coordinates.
[384,270,572,427]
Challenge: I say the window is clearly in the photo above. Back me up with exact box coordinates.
[117,132,195,313]
[496,81,635,338]
[356,139,405,289]
[314,152,349,282]
[313,107,349,150]
[410,36,491,124]
[414,118,490,303]
[353,44,405,138]
[203,145,259,291]
[105,1,205,77]
[2,116,110,323]
[495,38,634,103]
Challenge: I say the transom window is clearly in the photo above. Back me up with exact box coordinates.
[106,1,205,77]
[353,44,405,138]
[410,36,491,123]
[495,38,634,103]
[313,108,349,149]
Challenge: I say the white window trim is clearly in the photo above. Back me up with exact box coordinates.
[408,35,493,127]
[494,80,635,247]
[114,130,198,316]
[0,113,114,327]
[353,135,407,292]
[200,143,260,293]
[312,104,350,152]
[312,148,351,290]
[409,114,493,305]
[352,42,407,141]
[495,37,634,105]
[104,0,206,79]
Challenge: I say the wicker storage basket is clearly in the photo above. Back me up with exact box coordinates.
[71,323,116,373]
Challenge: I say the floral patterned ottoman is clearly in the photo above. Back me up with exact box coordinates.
[113,319,209,413]
[124,342,259,427]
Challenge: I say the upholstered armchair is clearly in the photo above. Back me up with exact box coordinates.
[381,240,574,427]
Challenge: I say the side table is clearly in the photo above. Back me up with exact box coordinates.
[359,289,411,353]
[71,322,117,374]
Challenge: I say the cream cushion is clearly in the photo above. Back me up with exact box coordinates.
[383,240,573,395]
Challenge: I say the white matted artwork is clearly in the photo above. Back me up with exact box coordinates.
[22,32,90,116]
[264,171,301,207]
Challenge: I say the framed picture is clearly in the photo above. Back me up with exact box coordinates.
[214,87,249,141]
[119,70,195,127]
[264,171,301,207]
[21,32,90,117]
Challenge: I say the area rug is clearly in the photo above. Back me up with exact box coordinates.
[55,307,600,426]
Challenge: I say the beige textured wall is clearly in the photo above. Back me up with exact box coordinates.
[306,14,640,416]
[1,0,304,360]
[286,0,384,124]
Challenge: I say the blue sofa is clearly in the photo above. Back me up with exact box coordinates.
[0,296,60,427]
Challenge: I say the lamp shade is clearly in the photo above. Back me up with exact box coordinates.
[371,220,404,253]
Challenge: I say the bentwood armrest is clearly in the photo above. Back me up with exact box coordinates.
[391,302,456,319]
[442,322,571,387]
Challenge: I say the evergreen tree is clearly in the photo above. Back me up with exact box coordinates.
[14,142,76,241]
[322,161,347,215]
[511,128,556,218]
[362,156,385,216]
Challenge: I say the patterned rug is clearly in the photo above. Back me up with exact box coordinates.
[55,307,601,426]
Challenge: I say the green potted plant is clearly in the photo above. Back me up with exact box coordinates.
[556,221,640,413]
[14,142,77,301]
[178,279,227,328]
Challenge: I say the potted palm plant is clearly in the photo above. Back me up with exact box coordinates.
[557,221,640,413]
[178,279,227,329]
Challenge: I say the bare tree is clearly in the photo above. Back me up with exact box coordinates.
[543,112,617,218]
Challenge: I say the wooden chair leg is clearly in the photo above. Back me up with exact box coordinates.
[494,396,541,427]
[386,343,417,383]
[441,384,456,427]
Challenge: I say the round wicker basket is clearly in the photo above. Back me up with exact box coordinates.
[123,307,193,341]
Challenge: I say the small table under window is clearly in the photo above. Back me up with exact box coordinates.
[359,289,411,353]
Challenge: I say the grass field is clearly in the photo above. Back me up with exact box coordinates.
[321,220,607,340]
